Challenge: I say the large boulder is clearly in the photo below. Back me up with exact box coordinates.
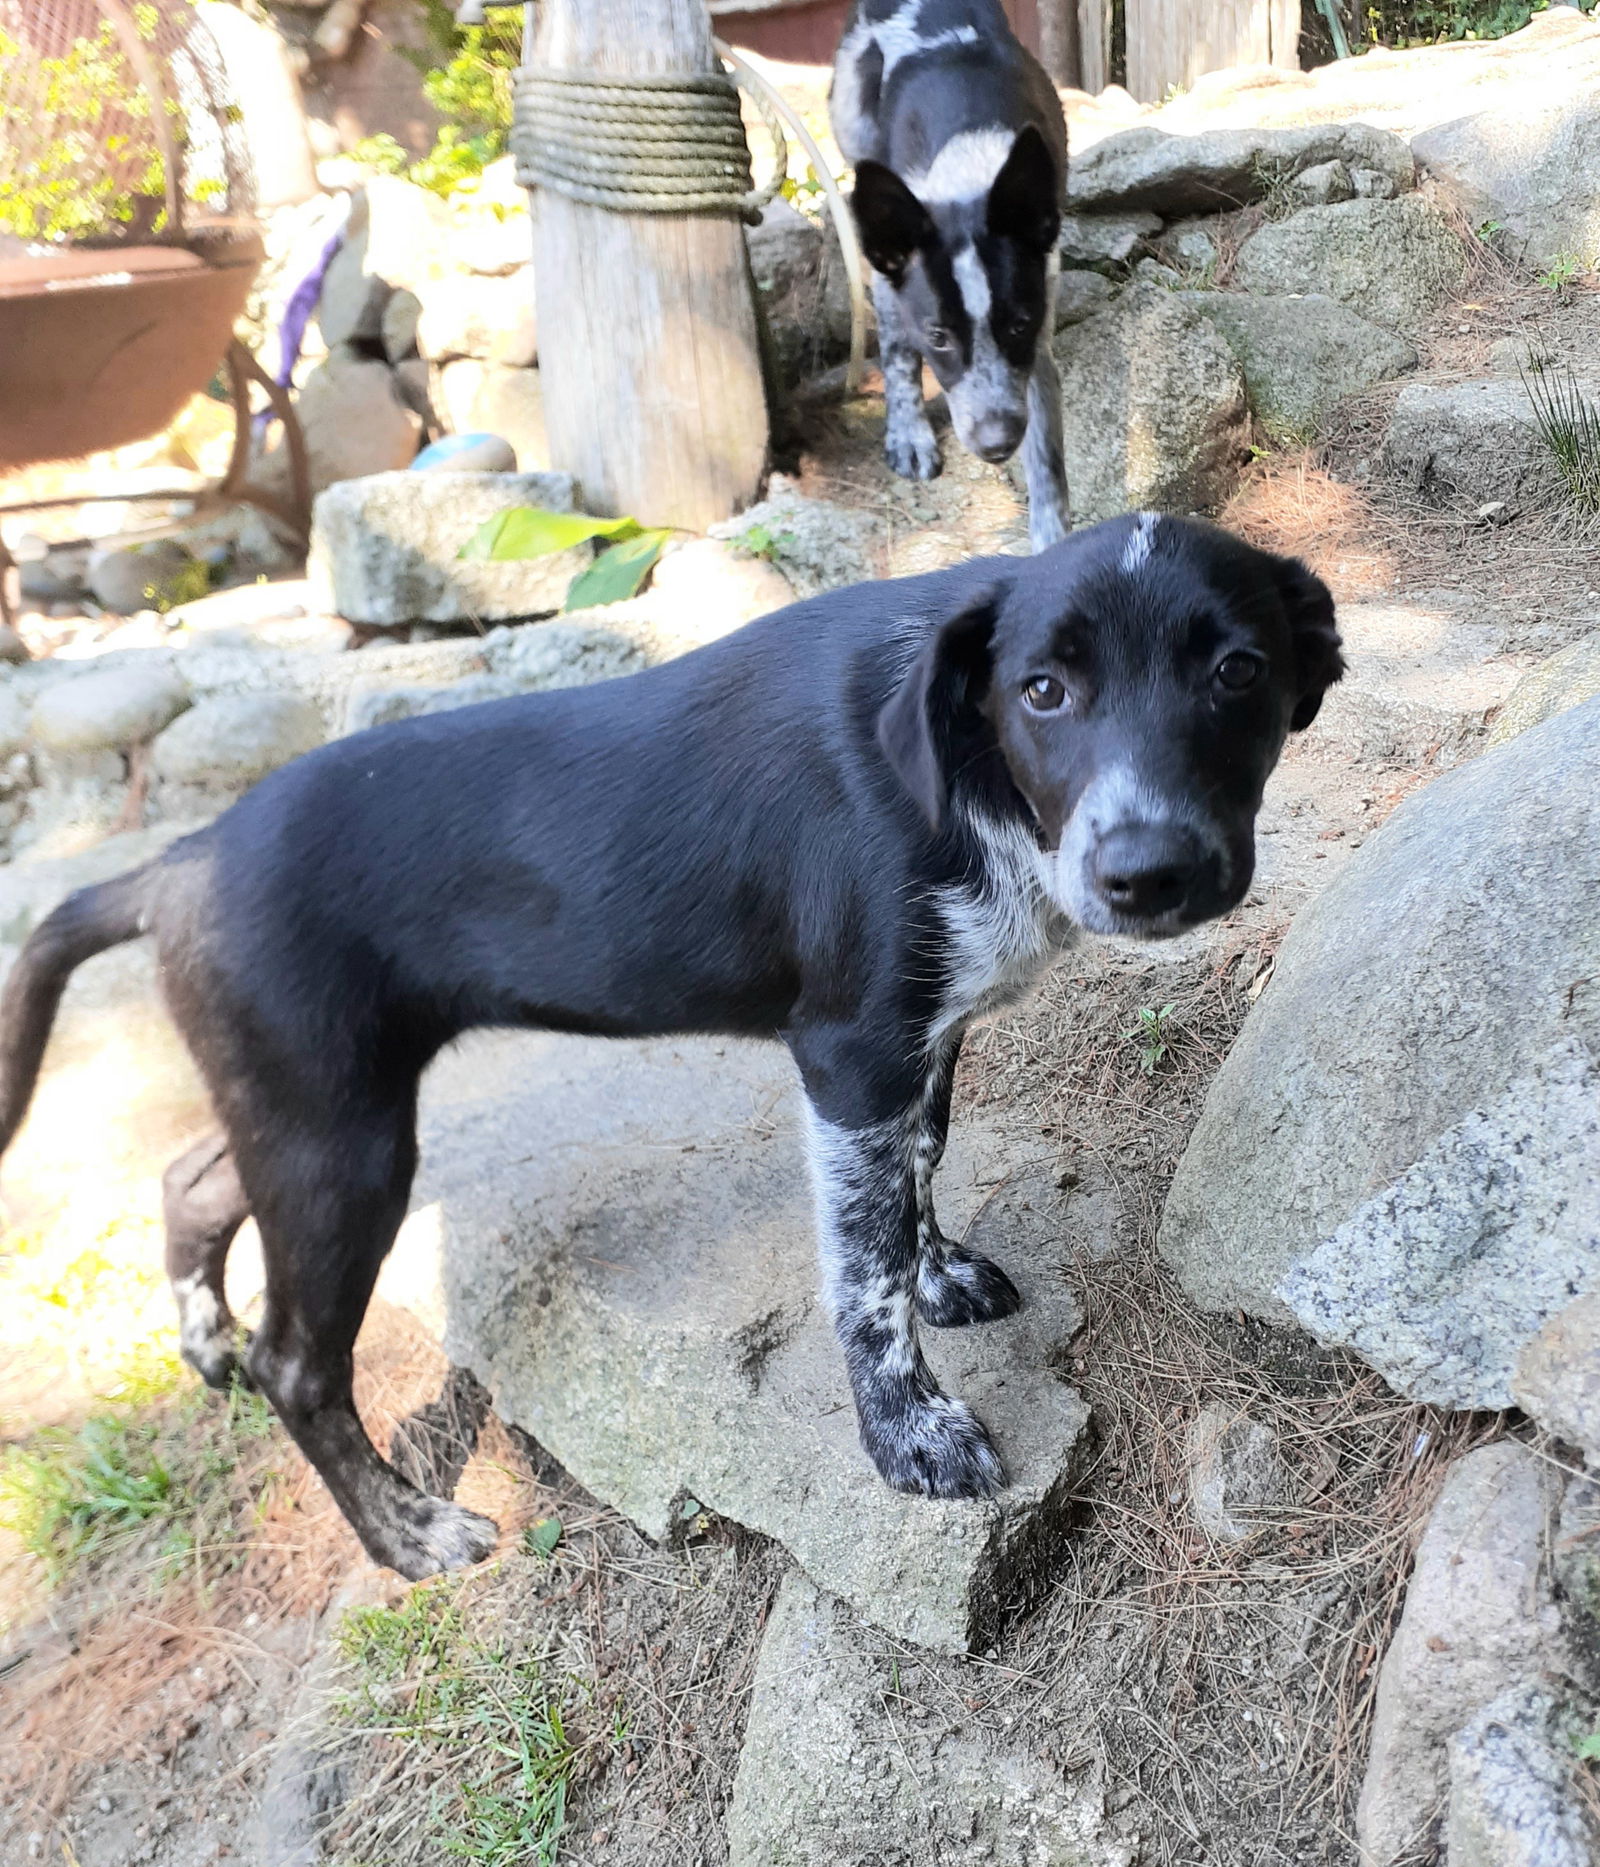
[1055,280,1250,522]
[427,1032,1091,1655]
[252,350,423,502]
[1184,291,1417,441]
[316,176,452,350]
[1158,699,1600,1404]
[1445,1686,1595,1867]
[1357,1443,1570,1867]
[1233,196,1468,336]
[1066,121,1415,216]
[1413,94,1600,276]
[708,479,883,598]
[726,1573,1136,1867]
[1381,377,1568,512]
[308,469,583,626]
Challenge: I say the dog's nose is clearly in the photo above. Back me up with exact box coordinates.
[1091,825,1205,920]
[969,413,1025,462]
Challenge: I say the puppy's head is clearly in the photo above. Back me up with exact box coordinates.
[877,514,1345,940]
[851,126,1060,465]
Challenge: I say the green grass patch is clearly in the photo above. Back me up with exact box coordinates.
[332,1579,589,1866]
[0,1368,272,1590]
[1521,357,1600,516]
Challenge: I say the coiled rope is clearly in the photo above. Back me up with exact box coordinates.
[512,65,788,225]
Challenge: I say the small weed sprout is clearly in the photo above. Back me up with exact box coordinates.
[728,521,795,562]
[1125,1002,1179,1075]
[1537,252,1586,293]
[1249,156,1300,223]
[1520,357,1600,516]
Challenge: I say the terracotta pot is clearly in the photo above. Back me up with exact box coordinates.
[0,232,264,470]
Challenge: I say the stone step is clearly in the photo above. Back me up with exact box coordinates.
[1316,599,1525,769]
[420,1030,1091,1656]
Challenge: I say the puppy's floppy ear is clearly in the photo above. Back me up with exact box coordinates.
[851,160,936,278]
[876,591,999,831]
[987,126,1061,253]
[1277,556,1344,731]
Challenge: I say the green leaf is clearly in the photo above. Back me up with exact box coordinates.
[1577,1730,1600,1761]
[525,1516,562,1560]
[564,530,671,611]
[458,508,642,562]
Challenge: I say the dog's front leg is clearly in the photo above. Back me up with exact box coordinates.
[873,273,941,481]
[1022,340,1070,551]
[913,1041,1024,1329]
[796,1040,1004,1499]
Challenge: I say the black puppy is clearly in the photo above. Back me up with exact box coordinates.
[0,515,1341,1580]
[833,0,1070,548]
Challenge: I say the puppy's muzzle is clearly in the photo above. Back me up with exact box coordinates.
[968,411,1027,463]
[1089,823,1217,926]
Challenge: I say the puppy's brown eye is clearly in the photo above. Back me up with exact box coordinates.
[1022,674,1066,713]
[925,325,955,352]
[1215,652,1264,692]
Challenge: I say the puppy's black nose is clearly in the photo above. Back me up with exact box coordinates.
[1092,825,1204,920]
[970,413,1025,462]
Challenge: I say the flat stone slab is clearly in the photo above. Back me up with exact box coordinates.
[418,1032,1091,1655]
[727,1572,1136,1867]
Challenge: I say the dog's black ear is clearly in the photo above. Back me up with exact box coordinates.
[987,126,1061,253]
[851,159,937,278]
[1278,557,1345,731]
[876,592,999,831]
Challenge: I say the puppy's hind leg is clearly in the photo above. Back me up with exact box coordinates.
[164,1134,251,1389]
[239,1088,497,1581]
[1022,341,1070,552]
[874,273,941,481]
[912,1042,1022,1330]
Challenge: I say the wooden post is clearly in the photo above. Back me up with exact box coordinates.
[528,0,770,531]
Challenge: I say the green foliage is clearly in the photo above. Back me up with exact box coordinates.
[0,1375,269,1587]
[1521,357,1600,515]
[348,132,412,178]
[459,506,671,611]
[523,1516,563,1561]
[1124,1002,1179,1076]
[1577,1726,1600,1762]
[334,1580,579,1867]
[726,521,795,562]
[1537,251,1587,292]
[1354,0,1578,47]
[374,0,520,197]
[0,12,193,244]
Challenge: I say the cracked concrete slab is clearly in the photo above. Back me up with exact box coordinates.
[418,1031,1091,1654]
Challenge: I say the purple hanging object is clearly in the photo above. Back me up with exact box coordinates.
[254,199,354,442]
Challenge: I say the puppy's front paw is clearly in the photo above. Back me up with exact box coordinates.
[380,1495,499,1581]
[918,1248,1023,1328]
[862,1390,1006,1499]
[885,420,942,481]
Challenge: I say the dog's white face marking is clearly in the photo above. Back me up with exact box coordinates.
[943,243,1030,456]
[1051,764,1230,937]
[905,127,1015,205]
[1121,511,1160,574]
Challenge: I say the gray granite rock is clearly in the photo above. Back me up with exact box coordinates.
[30,659,191,753]
[1234,196,1467,336]
[726,1572,1136,1866]
[1357,1443,1567,1867]
[1160,699,1600,1335]
[308,469,583,625]
[425,1031,1091,1654]
[1445,1687,1595,1867]
[1055,280,1250,522]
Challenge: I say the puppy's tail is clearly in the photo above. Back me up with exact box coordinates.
[0,866,153,1158]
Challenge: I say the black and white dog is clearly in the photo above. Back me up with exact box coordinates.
[0,516,1341,1581]
[833,0,1071,549]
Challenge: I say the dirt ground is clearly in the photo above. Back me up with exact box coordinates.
[3,262,1598,1867]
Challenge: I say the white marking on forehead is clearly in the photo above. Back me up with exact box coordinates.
[875,11,980,81]
[906,127,1015,205]
[951,242,991,322]
[1121,511,1160,573]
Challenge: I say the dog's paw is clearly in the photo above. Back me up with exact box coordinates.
[380,1496,500,1581]
[182,1326,255,1393]
[918,1248,1023,1328]
[885,422,942,481]
[863,1391,1006,1500]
